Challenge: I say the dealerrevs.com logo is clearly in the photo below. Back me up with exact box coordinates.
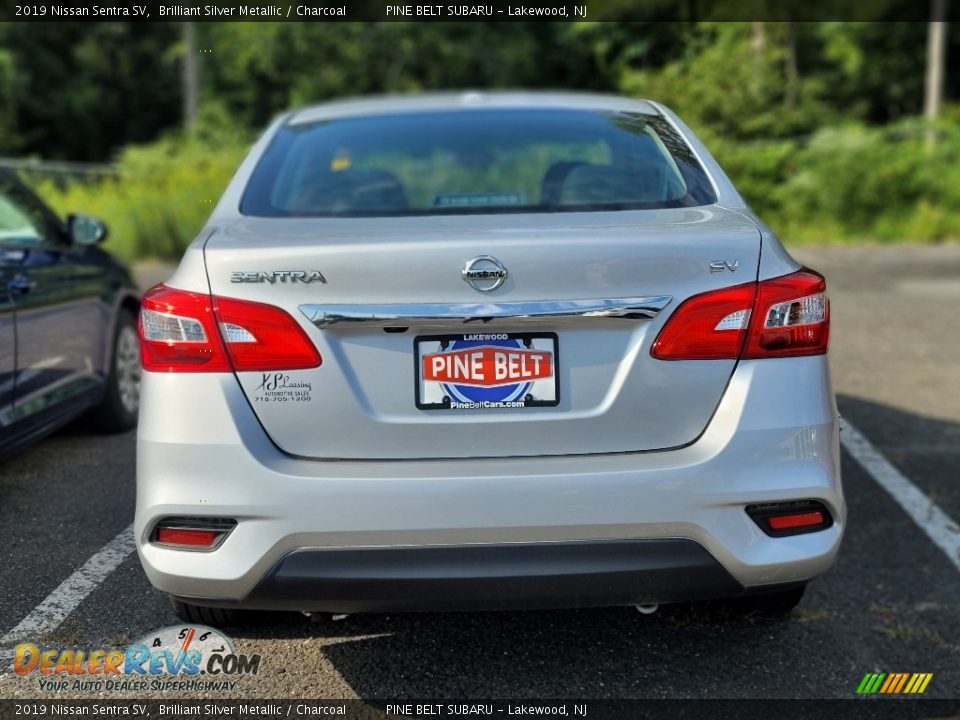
[13,625,261,693]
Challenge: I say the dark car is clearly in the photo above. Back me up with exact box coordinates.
[0,169,140,459]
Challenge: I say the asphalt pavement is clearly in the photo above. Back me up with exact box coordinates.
[0,245,958,700]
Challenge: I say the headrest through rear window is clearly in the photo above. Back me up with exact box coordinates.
[292,169,408,213]
[558,165,659,205]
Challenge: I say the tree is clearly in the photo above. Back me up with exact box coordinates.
[181,22,199,132]
[923,0,949,147]
[0,22,180,160]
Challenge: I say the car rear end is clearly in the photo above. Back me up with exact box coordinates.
[135,93,842,614]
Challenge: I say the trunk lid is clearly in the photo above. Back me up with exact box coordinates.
[203,207,759,459]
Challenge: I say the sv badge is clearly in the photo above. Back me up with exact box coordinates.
[709,259,740,273]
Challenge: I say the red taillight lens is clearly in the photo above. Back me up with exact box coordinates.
[213,295,322,371]
[151,517,237,550]
[140,284,230,372]
[767,511,826,530]
[742,270,829,359]
[651,282,756,360]
[139,283,321,372]
[652,270,829,361]
[155,527,219,547]
[746,501,832,536]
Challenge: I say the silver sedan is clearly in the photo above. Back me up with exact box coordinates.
[134,92,842,624]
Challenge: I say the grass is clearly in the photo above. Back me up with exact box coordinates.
[34,133,248,263]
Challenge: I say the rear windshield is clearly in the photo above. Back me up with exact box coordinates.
[240,109,717,217]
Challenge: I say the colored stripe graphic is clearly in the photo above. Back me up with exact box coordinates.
[857,673,886,694]
[893,673,909,693]
[857,672,932,694]
[879,674,897,693]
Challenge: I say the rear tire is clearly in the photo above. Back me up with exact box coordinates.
[90,309,140,433]
[169,596,242,627]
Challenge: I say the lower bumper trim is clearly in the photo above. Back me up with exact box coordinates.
[199,539,746,613]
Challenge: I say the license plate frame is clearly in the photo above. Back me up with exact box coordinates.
[414,332,560,411]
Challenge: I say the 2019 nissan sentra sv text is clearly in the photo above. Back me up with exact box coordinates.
[135,92,842,624]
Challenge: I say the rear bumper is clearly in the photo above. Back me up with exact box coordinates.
[136,355,844,610]
[178,540,748,613]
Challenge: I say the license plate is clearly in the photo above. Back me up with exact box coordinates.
[415,332,559,410]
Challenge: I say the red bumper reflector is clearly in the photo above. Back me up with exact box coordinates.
[155,527,219,547]
[767,511,826,530]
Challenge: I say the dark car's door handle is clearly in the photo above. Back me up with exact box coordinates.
[7,274,36,294]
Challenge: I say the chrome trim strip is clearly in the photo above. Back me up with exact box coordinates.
[300,296,672,328]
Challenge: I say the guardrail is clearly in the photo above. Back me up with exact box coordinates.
[0,157,119,179]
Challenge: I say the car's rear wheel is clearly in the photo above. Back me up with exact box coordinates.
[90,309,140,432]
[169,597,242,627]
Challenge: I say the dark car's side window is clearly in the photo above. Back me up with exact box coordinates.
[0,175,60,247]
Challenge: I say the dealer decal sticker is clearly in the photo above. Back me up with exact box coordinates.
[253,372,313,403]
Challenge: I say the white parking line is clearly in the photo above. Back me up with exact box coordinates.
[841,418,960,572]
[0,524,135,668]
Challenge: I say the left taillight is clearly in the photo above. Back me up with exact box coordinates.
[139,283,321,372]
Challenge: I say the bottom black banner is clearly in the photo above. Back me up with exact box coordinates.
[1,700,959,720]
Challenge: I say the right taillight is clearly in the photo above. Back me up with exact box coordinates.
[741,270,829,359]
[139,283,322,372]
[652,269,829,360]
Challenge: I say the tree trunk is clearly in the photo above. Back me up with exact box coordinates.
[783,22,799,109]
[181,22,199,132]
[749,22,766,97]
[751,22,766,54]
[924,0,948,124]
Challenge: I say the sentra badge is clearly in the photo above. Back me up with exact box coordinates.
[231,270,326,284]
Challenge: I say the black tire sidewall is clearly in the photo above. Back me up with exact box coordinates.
[92,308,140,433]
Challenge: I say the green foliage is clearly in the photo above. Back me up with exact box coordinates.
[711,119,960,242]
[816,22,930,122]
[0,47,15,145]
[0,22,180,160]
[36,124,250,261]
[621,23,836,140]
[5,19,958,252]
[202,22,604,131]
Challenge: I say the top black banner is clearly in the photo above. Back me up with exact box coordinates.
[1,0,954,22]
